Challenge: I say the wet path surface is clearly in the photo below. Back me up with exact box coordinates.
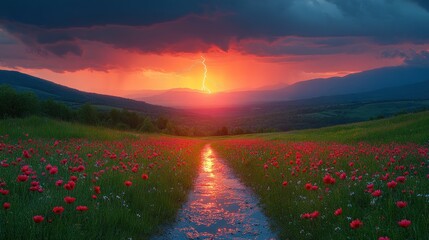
[154,144,276,240]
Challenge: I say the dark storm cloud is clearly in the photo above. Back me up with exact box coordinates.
[44,42,83,57]
[1,0,429,58]
[382,49,429,66]
[404,50,429,66]
[0,0,208,28]
[237,37,369,56]
[409,0,429,11]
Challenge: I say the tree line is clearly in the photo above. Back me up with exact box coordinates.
[0,85,277,136]
[0,85,171,133]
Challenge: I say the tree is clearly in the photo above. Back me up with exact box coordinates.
[41,99,72,120]
[156,116,169,130]
[0,85,39,118]
[216,126,228,136]
[78,103,98,124]
[233,127,245,135]
[139,117,156,132]
[109,109,121,126]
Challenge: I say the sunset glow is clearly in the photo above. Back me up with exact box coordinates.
[1,0,429,98]
[0,2,428,240]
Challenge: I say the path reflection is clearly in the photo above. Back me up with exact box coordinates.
[202,147,214,173]
[155,144,276,239]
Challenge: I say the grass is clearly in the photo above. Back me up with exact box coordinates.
[211,112,429,239]
[1,112,428,239]
[0,116,140,141]
[0,117,205,239]
[218,111,429,144]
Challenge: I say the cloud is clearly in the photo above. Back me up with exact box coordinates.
[1,0,429,72]
[382,49,429,66]
[0,0,207,28]
[237,37,370,56]
[44,42,83,57]
[404,50,429,66]
[409,0,429,11]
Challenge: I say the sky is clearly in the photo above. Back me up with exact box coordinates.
[1,0,429,96]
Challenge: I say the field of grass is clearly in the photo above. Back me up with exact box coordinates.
[0,116,140,141]
[1,112,428,239]
[212,112,429,239]
[0,117,205,239]
[231,111,429,144]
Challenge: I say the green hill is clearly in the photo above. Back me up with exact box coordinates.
[220,111,429,144]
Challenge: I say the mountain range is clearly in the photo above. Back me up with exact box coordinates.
[135,66,429,108]
[1,65,429,132]
[0,70,172,115]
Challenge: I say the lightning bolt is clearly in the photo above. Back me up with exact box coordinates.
[200,56,211,94]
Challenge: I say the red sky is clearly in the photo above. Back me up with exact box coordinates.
[1,1,429,97]
[1,31,420,96]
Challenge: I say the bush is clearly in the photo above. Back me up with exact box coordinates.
[41,99,73,120]
[0,85,39,118]
[78,103,98,124]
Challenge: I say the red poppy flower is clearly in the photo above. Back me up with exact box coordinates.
[334,208,342,216]
[396,176,406,183]
[323,174,336,184]
[55,180,63,186]
[350,219,363,229]
[76,205,88,212]
[378,237,390,240]
[33,215,44,223]
[23,150,31,159]
[49,167,58,175]
[64,196,76,204]
[17,175,29,182]
[52,206,64,214]
[0,189,9,195]
[396,201,407,208]
[398,219,411,228]
[387,181,397,189]
[64,181,76,190]
[3,202,10,209]
[310,211,319,219]
[141,174,149,180]
[282,181,288,186]
[124,181,132,187]
[94,186,101,194]
[372,190,382,197]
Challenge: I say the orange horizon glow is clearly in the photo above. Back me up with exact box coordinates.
[3,40,428,98]
[0,49,405,98]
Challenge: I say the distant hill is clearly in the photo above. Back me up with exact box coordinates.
[277,79,429,106]
[183,79,429,132]
[0,70,172,115]
[1,68,428,134]
[138,66,429,108]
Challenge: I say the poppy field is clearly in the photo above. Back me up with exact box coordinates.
[1,113,428,239]
[213,138,429,239]
[0,119,204,239]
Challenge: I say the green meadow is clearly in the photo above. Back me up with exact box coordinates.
[1,112,428,239]
[212,111,429,239]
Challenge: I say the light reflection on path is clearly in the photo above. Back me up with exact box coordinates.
[156,144,276,239]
